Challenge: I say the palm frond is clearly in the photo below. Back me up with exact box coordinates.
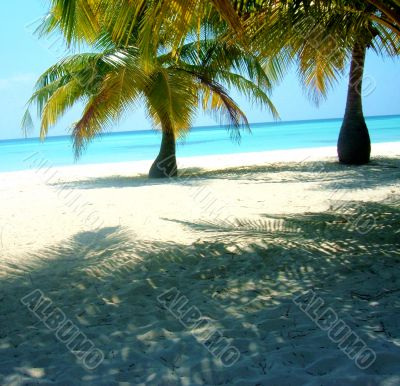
[21,110,35,136]
[44,0,101,44]
[217,71,279,119]
[196,74,249,141]
[144,68,198,138]
[71,58,147,157]
[296,38,348,105]
[40,78,84,138]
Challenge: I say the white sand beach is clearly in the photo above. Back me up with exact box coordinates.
[1,142,400,385]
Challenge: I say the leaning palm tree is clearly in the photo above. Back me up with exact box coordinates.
[23,32,278,177]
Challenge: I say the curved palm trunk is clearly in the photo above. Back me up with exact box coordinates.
[148,124,178,178]
[337,41,371,165]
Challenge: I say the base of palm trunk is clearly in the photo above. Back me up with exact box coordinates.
[337,118,371,165]
[148,154,178,178]
[148,128,178,178]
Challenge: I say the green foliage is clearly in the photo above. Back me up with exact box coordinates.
[41,0,399,104]
[24,4,279,158]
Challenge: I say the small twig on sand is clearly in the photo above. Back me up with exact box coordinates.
[350,288,400,301]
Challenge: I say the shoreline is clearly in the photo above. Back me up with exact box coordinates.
[1,141,399,179]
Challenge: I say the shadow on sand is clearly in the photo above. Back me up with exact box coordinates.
[48,157,400,191]
[1,200,400,385]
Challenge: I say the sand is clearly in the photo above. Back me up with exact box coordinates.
[0,142,399,385]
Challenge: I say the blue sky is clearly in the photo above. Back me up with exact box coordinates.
[0,1,399,140]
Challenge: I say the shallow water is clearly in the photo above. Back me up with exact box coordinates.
[0,115,399,172]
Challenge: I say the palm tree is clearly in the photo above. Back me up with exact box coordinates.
[242,1,399,164]
[44,0,399,165]
[23,34,278,177]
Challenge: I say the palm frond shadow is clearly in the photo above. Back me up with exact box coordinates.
[1,200,400,384]
[164,197,400,244]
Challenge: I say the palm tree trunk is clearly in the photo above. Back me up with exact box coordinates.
[148,124,178,178]
[337,40,371,165]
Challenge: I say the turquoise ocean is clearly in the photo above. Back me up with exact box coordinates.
[0,115,399,172]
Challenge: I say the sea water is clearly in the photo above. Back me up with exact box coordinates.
[0,115,399,172]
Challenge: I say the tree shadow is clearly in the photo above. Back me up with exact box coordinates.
[49,175,177,190]
[48,157,400,191]
[1,199,400,384]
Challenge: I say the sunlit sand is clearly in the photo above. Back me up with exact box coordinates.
[1,142,399,385]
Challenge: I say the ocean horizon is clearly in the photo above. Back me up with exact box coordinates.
[1,114,399,172]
